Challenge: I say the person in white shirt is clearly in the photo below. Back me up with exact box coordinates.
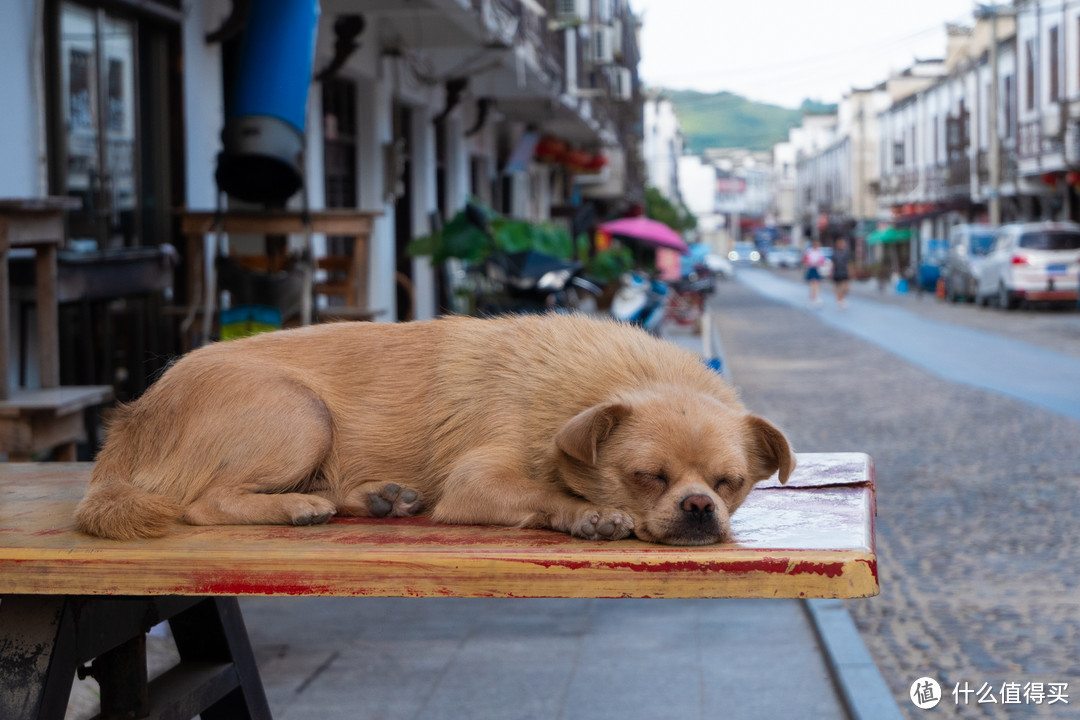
[803,239,827,306]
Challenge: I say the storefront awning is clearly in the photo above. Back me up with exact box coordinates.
[866,227,912,245]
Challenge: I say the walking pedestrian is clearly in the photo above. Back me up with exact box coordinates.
[803,239,827,306]
[832,236,853,309]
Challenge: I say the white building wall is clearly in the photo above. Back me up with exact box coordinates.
[643,96,681,201]
[0,0,42,196]
[677,155,715,218]
[183,1,227,209]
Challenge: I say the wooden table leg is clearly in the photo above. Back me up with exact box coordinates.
[55,442,78,462]
[1,242,10,400]
[35,244,59,389]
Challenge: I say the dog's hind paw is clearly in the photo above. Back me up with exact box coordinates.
[367,483,423,518]
[572,508,634,541]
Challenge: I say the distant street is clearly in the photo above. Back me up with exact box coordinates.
[735,268,1080,421]
[708,272,1080,719]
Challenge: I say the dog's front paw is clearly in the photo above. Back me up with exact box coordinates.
[367,483,423,518]
[288,495,337,526]
[571,508,634,541]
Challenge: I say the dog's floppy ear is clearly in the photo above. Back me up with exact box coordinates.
[744,415,796,484]
[555,402,631,466]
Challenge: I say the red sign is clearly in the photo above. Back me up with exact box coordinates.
[716,178,746,194]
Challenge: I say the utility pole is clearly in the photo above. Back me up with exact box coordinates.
[978,3,1017,226]
[988,7,1001,225]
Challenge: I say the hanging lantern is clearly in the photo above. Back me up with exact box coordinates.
[1041,172,1059,187]
[584,153,608,171]
[563,149,592,172]
[534,136,566,163]
[1067,171,1080,186]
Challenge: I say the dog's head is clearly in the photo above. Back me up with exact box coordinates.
[554,389,794,545]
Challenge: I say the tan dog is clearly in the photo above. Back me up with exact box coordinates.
[75,314,794,545]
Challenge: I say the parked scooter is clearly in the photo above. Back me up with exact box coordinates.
[479,250,602,315]
[464,204,601,315]
[610,271,668,335]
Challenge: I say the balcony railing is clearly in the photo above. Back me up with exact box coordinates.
[925,165,944,197]
[1017,119,1064,159]
[945,155,970,194]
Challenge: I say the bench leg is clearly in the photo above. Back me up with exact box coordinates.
[0,595,271,720]
[0,596,76,720]
[169,597,272,720]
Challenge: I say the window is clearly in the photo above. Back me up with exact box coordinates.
[1026,39,1036,110]
[322,78,358,256]
[894,141,905,167]
[1019,232,1080,250]
[933,116,939,164]
[1003,75,1014,139]
[947,116,962,153]
[322,78,358,211]
[1050,25,1060,102]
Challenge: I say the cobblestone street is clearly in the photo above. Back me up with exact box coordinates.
[708,276,1080,718]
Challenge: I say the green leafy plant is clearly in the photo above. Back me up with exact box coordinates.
[645,186,696,232]
[586,246,634,283]
[408,203,576,263]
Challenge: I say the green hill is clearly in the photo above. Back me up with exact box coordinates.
[663,89,836,154]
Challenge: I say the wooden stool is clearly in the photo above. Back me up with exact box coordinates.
[0,198,113,461]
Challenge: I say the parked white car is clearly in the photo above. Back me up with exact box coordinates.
[976,222,1080,309]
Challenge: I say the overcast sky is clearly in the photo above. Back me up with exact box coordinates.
[632,0,981,108]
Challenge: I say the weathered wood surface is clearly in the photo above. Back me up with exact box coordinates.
[0,453,878,599]
[177,209,378,236]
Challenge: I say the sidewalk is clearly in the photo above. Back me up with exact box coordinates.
[239,596,847,719]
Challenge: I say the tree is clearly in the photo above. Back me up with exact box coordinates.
[644,186,696,233]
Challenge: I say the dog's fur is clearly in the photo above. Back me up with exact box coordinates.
[75,314,794,545]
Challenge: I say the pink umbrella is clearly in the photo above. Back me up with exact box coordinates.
[598,216,690,254]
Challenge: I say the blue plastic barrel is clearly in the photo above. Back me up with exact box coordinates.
[216,0,320,205]
[232,0,319,132]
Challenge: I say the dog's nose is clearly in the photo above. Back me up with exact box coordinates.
[680,494,715,515]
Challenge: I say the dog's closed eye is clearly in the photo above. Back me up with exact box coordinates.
[712,476,745,492]
[633,471,668,489]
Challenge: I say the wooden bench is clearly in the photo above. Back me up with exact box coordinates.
[0,452,877,719]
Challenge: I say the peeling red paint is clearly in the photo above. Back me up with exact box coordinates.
[176,572,337,596]
[857,558,879,584]
[508,556,849,577]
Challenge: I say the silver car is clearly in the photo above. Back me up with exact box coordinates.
[975,222,1080,309]
[944,224,995,302]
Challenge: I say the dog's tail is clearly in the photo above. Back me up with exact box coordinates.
[74,475,183,540]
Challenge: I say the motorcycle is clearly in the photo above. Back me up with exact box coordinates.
[610,271,668,335]
[478,250,602,315]
[462,204,601,315]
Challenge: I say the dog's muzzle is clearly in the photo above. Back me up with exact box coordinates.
[668,493,723,544]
